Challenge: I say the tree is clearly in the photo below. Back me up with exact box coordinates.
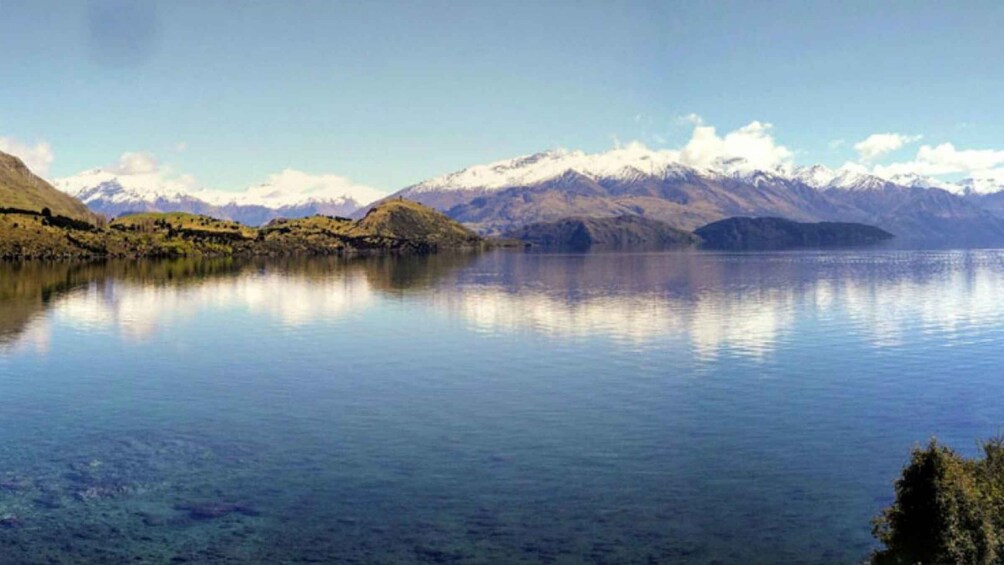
[873,438,1000,564]
[40,207,52,218]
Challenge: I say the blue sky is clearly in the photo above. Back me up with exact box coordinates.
[2,0,1004,192]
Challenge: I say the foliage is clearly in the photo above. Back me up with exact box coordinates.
[873,438,1004,564]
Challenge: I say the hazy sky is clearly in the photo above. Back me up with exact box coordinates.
[2,0,1003,192]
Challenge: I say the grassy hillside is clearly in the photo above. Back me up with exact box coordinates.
[0,151,97,223]
[355,199,482,246]
[0,200,488,260]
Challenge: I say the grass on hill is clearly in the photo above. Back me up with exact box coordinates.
[0,152,97,223]
[354,198,482,245]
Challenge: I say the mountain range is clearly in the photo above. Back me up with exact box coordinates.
[55,167,383,226]
[383,147,1004,244]
[48,146,1004,245]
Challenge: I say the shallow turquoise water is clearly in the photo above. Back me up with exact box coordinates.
[2,250,1003,563]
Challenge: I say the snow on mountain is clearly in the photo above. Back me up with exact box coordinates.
[406,143,974,198]
[788,164,885,190]
[791,164,839,188]
[798,164,982,195]
[791,164,917,192]
[200,169,386,209]
[406,144,694,193]
[725,168,795,188]
[884,173,958,192]
[54,166,387,224]
[56,167,202,204]
[957,172,1004,195]
[408,142,1004,199]
[827,167,894,191]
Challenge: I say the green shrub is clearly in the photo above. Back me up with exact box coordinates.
[874,438,1003,564]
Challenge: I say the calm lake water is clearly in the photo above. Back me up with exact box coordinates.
[2,249,1003,563]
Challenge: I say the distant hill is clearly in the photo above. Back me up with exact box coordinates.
[694,217,894,250]
[0,150,97,223]
[507,215,697,249]
[353,198,482,247]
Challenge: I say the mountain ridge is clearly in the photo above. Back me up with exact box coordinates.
[55,167,385,226]
[380,148,1004,244]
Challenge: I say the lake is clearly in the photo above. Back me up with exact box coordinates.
[2,249,1003,563]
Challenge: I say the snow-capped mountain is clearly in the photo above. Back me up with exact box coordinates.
[55,168,386,226]
[381,147,1004,243]
[792,164,913,191]
[404,145,997,197]
[957,172,1004,195]
[407,145,694,194]
[56,167,217,216]
[956,173,1004,218]
[886,173,957,191]
[791,164,840,188]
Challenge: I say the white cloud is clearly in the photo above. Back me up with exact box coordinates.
[853,133,922,161]
[0,136,54,176]
[108,151,160,175]
[678,120,794,173]
[872,142,1004,182]
[916,143,1004,173]
[828,139,846,150]
[676,113,704,127]
[221,169,386,207]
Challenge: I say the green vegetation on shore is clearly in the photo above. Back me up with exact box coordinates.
[873,437,1004,564]
[0,200,490,260]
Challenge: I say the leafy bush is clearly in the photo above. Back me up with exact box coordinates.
[874,438,1004,564]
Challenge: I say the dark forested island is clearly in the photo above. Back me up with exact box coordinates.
[694,216,894,250]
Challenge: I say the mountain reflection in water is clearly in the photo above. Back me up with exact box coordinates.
[4,250,1002,357]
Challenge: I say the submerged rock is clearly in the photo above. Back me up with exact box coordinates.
[0,477,29,492]
[33,494,63,509]
[175,501,259,520]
